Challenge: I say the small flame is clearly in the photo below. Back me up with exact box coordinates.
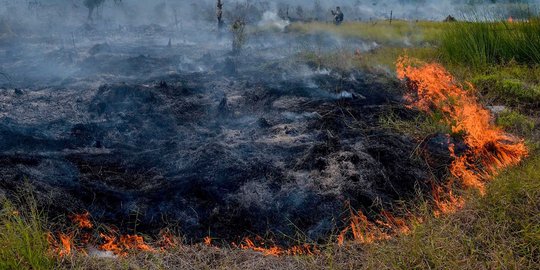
[432,184,465,217]
[508,16,514,23]
[203,236,212,246]
[48,232,73,257]
[158,231,179,250]
[99,233,153,256]
[120,235,153,252]
[70,212,93,229]
[338,209,391,245]
[237,237,318,256]
[99,233,123,255]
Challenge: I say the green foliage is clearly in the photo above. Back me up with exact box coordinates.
[496,110,536,136]
[472,74,540,105]
[379,110,450,140]
[440,18,540,69]
[0,197,54,270]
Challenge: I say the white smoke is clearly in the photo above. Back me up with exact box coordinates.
[258,11,290,31]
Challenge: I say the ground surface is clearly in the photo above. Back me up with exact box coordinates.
[0,22,437,245]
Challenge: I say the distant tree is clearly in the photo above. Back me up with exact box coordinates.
[277,3,290,20]
[84,0,121,21]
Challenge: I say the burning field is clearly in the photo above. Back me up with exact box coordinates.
[0,1,538,269]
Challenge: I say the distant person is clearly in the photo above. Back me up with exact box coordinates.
[84,0,105,21]
[331,6,344,25]
[217,0,224,29]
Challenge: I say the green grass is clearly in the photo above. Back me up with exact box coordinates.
[363,154,540,269]
[289,21,445,46]
[471,72,540,107]
[440,19,540,69]
[0,196,55,270]
[379,109,450,140]
[496,110,536,136]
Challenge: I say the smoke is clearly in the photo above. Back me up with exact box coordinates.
[259,11,290,31]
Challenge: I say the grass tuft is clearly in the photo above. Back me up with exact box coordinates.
[0,196,54,270]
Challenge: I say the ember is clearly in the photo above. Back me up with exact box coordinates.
[203,236,212,246]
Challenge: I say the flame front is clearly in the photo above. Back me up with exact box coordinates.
[237,237,319,256]
[338,56,528,246]
[396,55,528,197]
[48,232,73,257]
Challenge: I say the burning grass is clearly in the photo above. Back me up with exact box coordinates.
[1,18,538,267]
[363,154,540,269]
[396,56,528,195]
[3,149,538,270]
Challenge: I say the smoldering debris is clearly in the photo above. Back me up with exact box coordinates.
[0,25,438,243]
[0,0,466,246]
[0,65,435,243]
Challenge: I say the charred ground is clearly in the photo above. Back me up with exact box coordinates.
[0,22,446,246]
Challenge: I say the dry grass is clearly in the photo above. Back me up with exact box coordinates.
[58,244,364,270]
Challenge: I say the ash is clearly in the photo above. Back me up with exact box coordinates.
[0,9,435,244]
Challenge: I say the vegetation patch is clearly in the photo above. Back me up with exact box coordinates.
[363,154,540,270]
[0,196,54,270]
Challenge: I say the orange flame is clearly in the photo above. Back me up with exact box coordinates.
[237,237,318,256]
[508,16,514,23]
[203,236,212,246]
[70,212,93,229]
[338,209,392,245]
[99,233,153,256]
[432,184,465,217]
[48,232,73,257]
[158,231,179,250]
[396,56,528,197]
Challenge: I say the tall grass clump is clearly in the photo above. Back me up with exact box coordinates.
[0,196,54,270]
[440,17,540,69]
